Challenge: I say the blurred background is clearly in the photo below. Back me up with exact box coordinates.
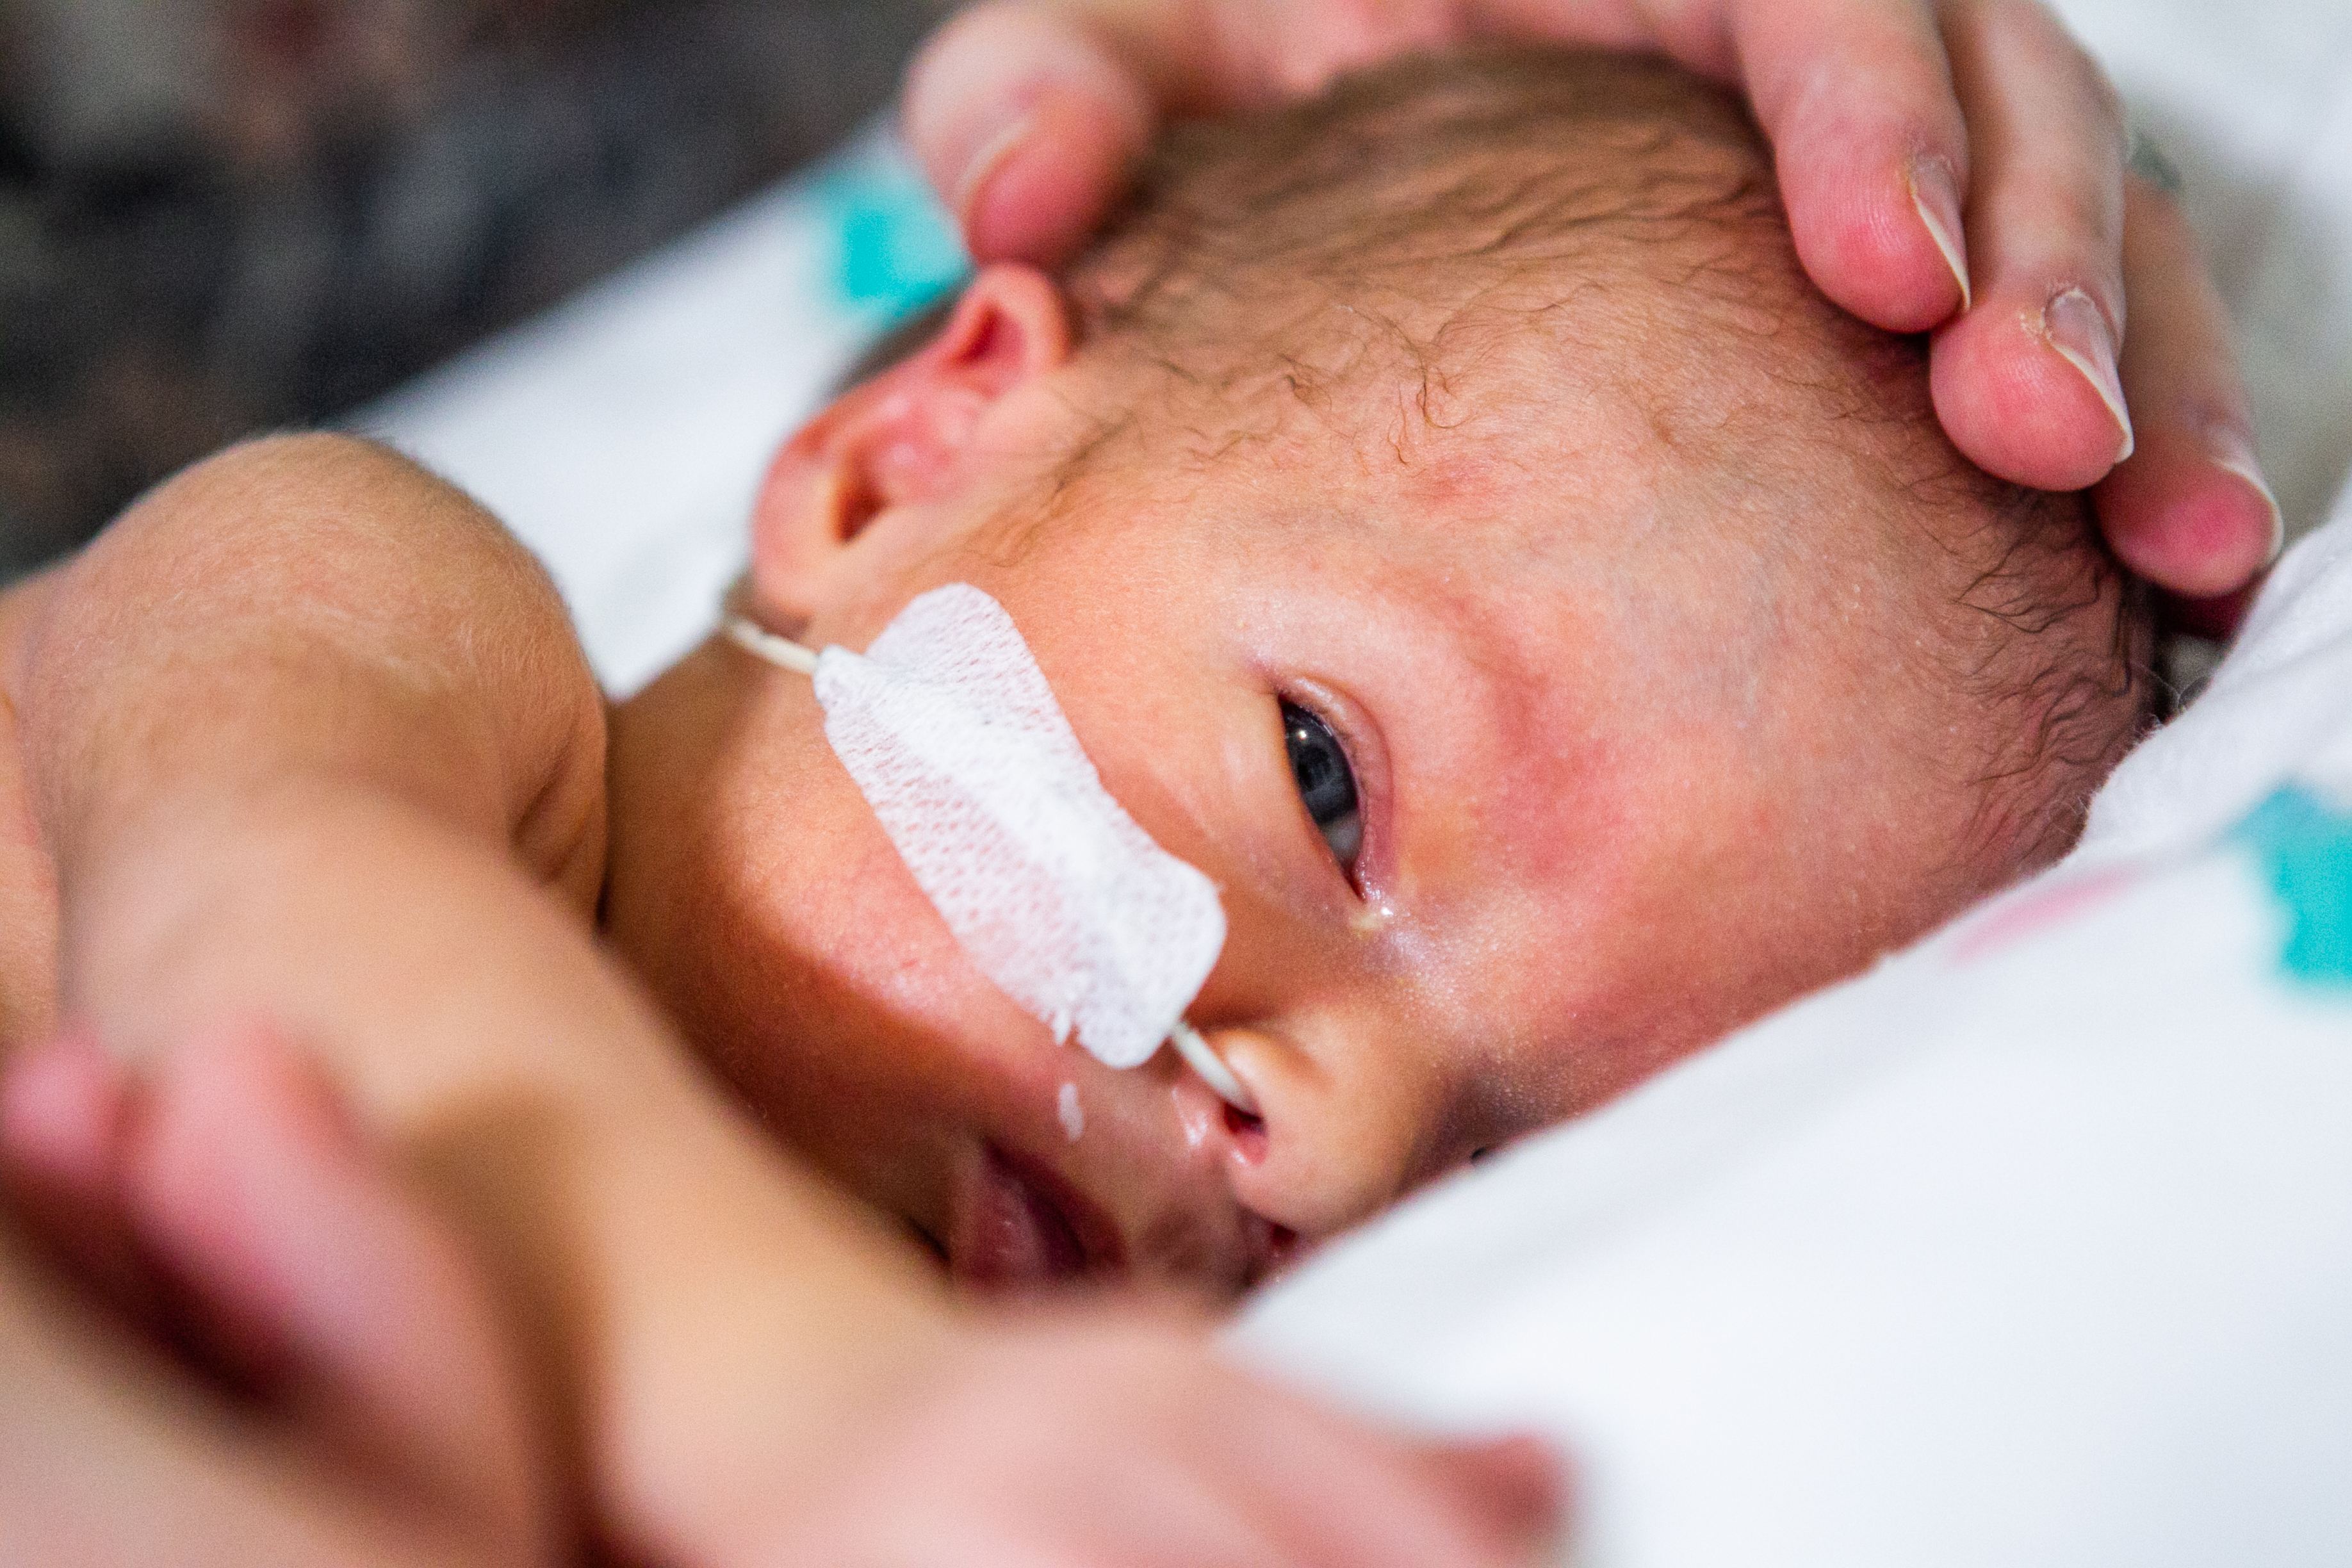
[0,0,945,577]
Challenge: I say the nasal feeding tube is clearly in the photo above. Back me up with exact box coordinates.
[723,587,1259,1117]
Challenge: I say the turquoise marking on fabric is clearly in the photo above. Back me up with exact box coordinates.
[2232,785,2352,988]
[821,161,970,323]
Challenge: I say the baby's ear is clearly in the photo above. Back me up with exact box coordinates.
[749,263,1072,630]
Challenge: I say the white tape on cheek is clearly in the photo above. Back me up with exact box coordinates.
[810,584,1228,1072]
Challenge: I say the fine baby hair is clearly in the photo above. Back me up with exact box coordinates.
[1045,46,2157,863]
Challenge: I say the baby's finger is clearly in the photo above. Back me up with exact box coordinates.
[1,1227,527,1568]
[2090,173,2282,605]
[1724,0,1973,331]
[1927,0,2134,492]
[1414,1433,1569,1556]
[122,1020,551,1564]
[0,1029,156,1317]
[1218,1394,1562,1567]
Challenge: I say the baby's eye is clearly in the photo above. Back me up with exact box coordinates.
[1282,701,1362,875]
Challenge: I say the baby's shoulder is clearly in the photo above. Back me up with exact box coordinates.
[0,571,63,1048]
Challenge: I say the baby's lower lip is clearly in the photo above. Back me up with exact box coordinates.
[949,1144,1124,1289]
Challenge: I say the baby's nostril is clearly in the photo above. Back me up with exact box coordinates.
[1223,1101,1268,1161]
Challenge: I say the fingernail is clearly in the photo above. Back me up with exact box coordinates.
[2043,288,2134,464]
[1909,158,1971,312]
[950,110,1036,232]
[2207,423,2285,566]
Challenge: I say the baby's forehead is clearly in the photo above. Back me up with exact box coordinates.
[1058,252,1906,630]
[1028,377,1858,753]
[1058,74,1920,532]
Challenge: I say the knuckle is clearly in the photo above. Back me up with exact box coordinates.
[2070,54,2128,138]
[2054,175,2116,240]
[2014,0,2128,133]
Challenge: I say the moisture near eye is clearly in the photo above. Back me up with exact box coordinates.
[1282,700,1362,874]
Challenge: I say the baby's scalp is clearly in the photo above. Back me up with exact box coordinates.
[1022,47,2153,874]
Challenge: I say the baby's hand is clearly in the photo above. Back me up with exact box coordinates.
[764,1304,1562,1568]
[3,1031,1558,1568]
[0,1022,554,1567]
[902,0,2276,623]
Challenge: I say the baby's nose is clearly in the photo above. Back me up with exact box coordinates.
[1195,1019,1446,1242]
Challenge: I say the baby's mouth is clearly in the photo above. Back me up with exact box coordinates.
[948,1143,1126,1289]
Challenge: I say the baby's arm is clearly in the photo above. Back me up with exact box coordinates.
[7,434,950,1558]
[8,435,1558,1567]
[4,1022,1559,1568]
[1,1021,551,1567]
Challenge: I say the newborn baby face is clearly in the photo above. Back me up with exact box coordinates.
[607,51,2145,1296]
[607,285,2118,1296]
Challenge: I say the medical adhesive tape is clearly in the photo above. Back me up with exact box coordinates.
[723,588,1259,1118]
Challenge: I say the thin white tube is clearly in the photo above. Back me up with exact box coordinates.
[724,604,1256,1118]
[724,613,820,676]
[1170,1021,1260,1116]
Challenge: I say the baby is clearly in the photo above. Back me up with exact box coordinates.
[0,45,2150,1564]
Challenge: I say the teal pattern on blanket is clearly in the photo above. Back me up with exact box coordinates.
[821,158,970,323]
[2232,785,2352,988]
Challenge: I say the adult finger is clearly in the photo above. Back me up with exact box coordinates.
[1927,0,2136,493]
[907,0,1544,266]
[910,0,1983,331]
[1720,0,1974,332]
[903,2,1159,267]
[2089,173,2281,607]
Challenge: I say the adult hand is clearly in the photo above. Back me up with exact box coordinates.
[0,1024,555,1567]
[903,0,2280,620]
[764,1303,1562,1568]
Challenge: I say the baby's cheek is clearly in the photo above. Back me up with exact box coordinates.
[1441,844,1775,1120]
